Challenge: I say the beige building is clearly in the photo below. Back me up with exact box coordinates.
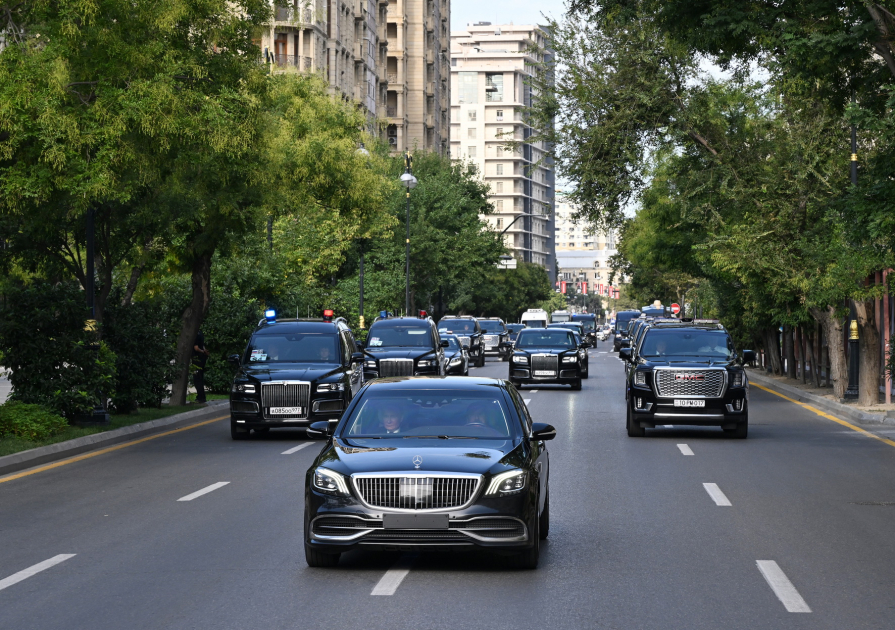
[555,194,622,293]
[450,23,556,276]
[260,0,449,153]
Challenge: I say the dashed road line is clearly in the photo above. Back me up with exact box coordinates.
[662,425,674,428]
[756,560,811,613]
[523,399,532,405]
[371,557,413,595]
[177,482,230,502]
[530,390,539,393]
[0,555,76,592]
[702,482,732,506]
[282,443,314,455]
[677,444,694,456]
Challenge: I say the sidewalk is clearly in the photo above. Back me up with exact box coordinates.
[747,368,895,427]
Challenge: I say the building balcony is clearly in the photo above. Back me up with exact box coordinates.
[387,106,399,117]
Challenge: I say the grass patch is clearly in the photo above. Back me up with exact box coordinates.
[0,404,200,458]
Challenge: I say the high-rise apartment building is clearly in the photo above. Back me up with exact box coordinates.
[259,1,449,154]
[555,193,622,292]
[450,23,556,276]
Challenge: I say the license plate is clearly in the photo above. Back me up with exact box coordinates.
[673,400,705,408]
[269,407,304,415]
[383,513,449,529]
[534,370,556,376]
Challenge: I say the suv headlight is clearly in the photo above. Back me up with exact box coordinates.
[731,372,744,388]
[486,470,527,495]
[634,371,647,386]
[562,355,577,363]
[449,357,462,365]
[232,383,256,394]
[316,383,344,392]
[513,355,528,364]
[313,467,349,495]
[364,360,377,369]
[417,359,435,367]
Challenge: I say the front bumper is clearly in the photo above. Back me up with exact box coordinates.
[229,394,344,428]
[628,387,748,428]
[510,366,582,384]
[363,366,440,381]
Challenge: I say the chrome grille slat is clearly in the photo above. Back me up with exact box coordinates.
[655,369,725,398]
[260,381,310,419]
[355,475,480,510]
[379,359,414,377]
[531,355,558,375]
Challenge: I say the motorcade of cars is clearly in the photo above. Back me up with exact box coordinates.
[227,310,364,440]
[438,316,486,367]
[641,304,668,318]
[550,310,571,323]
[510,327,586,390]
[520,308,549,328]
[548,321,591,348]
[571,313,599,346]
[620,320,756,439]
[442,334,470,375]
[302,376,555,569]
[360,313,447,380]
[506,323,525,344]
[477,317,512,361]
[622,317,650,371]
[613,310,642,352]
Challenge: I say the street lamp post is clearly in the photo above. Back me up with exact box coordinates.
[400,152,417,316]
[356,142,370,328]
[845,318,860,399]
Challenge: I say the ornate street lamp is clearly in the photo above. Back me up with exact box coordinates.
[400,152,418,316]
[356,142,371,328]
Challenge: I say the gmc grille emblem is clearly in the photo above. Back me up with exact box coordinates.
[674,374,705,381]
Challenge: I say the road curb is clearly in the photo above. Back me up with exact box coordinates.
[747,369,895,427]
[0,401,229,478]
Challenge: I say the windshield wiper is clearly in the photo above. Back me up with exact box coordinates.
[403,435,482,439]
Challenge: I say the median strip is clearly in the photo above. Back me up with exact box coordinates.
[177,481,230,502]
[703,482,732,506]
[282,443,314,455]
[756,560,811,613]
[677,444,694,456]
[371,556,413,596]
[0,554,76,592]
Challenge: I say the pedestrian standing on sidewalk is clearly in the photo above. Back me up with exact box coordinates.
[193,330,210,403]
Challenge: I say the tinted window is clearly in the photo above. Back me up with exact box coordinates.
[516,329,576,348]
[507,324,524,333]
[441,319,477,333]
[444,336,461,350]
[367,325,433,348]
[478,320,505,332]
[245,333,339,363]
[343,389,518,438]
[640,330,734,359]
[523,320,546,328]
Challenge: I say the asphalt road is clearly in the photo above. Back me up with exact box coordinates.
[3,348,895,629]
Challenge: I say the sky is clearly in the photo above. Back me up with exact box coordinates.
[450,0,564,32]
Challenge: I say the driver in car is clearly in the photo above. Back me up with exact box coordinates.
[318,345,333,362]
[465,402,491,427]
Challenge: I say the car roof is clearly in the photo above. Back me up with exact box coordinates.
[362,376,507,391]
[254,321,341,334]
[369,317,432,328]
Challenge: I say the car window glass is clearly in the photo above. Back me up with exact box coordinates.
[516,330,575,348]
[478,320,505,332]
[339,332,352,364]
[367,326,433,347]
[445,336,461,350]
[640,330,733,358]
[245,333,339,363]
[507,386,532,432]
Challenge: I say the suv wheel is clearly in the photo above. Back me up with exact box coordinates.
[626,404,645,437]
[304,544,340,567]
[230,421,250,440]
[725,417,748,439]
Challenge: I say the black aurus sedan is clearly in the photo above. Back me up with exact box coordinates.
[303,377,555,569]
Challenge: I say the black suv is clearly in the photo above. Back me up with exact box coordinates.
[438,316,485,367]
[510,327,585,390]
[613,310,641,352]
[228,315,364,439]
[361,315,447,379]
[477,317,511,361]
[620,321,756,438]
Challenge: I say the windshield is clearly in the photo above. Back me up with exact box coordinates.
[573,318,596,331]
[507,324,524,333]
[548,323,581,331]
[552,314,570,322]
[523,320,546,328]
[367,326,432,348]
[245,333,339,363]
[615,313,639,332]
[478,320,505,332]
[516,329,576,348]
[640,330,734,359]
[343,389,517,439]
[444,336,461,350]
[440,319,477,334]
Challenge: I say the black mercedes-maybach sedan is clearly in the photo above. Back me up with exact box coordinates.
[361,315,447,380]
[303,377,555,569]
[227,312,364,440]
[621,321,756,438]
[509,328,585,390]
[442,334,470,375]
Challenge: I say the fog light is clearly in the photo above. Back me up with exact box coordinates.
[636,397,643,408]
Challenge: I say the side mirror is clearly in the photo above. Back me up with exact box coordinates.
[531,422,556,441]
[351,352,364,364]
[619,348,633,362]
[306,420,333,440]
[440,339,449,348]
[742,349,756,364]
[355,340,365,351]
[227,354,241,366]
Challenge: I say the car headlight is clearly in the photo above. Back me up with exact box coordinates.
[313,467,349,495]
[232,383,256,394]
[635,371,647,386]
[417,359,435,367]
[731,372,744,388]
[486,470,527,495]
[562,356,577,363]
[449,357,462,365]
[316,383,345,392]
[364,360,377,369]
[512,355,528,364]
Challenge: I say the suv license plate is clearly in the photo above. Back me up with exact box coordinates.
[673,400,705,408]
[269,407,303,415]
[534,370,555,376]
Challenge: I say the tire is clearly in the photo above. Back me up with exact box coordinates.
[304,544,340,568]
[477,352,486,368]
[571,379,582,391]
[230,421,250,440]
[626,404,645,437]
[725,417,748,439]
[539,489,550,540]
[511,514,540,569]
[581,361,589,379]
[464,368,470,376]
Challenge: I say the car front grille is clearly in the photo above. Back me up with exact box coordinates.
[354,475,481,510]
[484,335,499,348]
[655,369,726,398]
[260,382,310,419]
[312,515,525,542]
[379,359,414,377]
[531,354,558,375]
[451,518,526,539]
[363,530,470,542]
[456,336,471,348]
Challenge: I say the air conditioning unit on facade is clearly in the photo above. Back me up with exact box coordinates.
[388,137,398,145]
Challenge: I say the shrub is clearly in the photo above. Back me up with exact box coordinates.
[201,287,262,393]
[0,401,68,440]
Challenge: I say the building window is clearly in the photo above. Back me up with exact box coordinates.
[485,73,503,102]
[468,127,476,139]
[496,110,504,121]
[468,146,476,157]
[451,58,457,66]
[458,72,478,104]
[468,110,477,121]
[496,181,503,193]
[496,163,504,175]
[496,207,503,217]
[495,127,503,138]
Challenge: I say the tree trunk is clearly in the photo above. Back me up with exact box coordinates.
[805,329,820,388]
[855,299,881,407]
[811,306,847,398]
[170,253,213,406]
[763,327,783,375]
[783,325,796,379]
[798,327,807,383]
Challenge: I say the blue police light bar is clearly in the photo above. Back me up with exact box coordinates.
[265,309,276,322]
[379,310,388,318]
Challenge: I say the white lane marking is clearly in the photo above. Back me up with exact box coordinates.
[663,425,674,428]
[523,399,532,405]
[371,557,413,595]
[703,483,732,506]
[177,482,230,502]
[282,443,314,455]
[530,389,539,393]
[756,561,812,613]
[677,444,694,456]
[0,555,76,592]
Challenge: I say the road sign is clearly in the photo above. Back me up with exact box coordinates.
[560,281,567,294]
[671,303,681,315]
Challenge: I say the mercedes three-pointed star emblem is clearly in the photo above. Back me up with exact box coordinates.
[412,455,423,469]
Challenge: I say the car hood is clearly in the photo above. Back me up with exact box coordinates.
[320,439,522,475]
[365,348,437,360]
[514,346,576,354]
[445,349,463,360]
[641,357,736,368]
[239,363,343,382]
